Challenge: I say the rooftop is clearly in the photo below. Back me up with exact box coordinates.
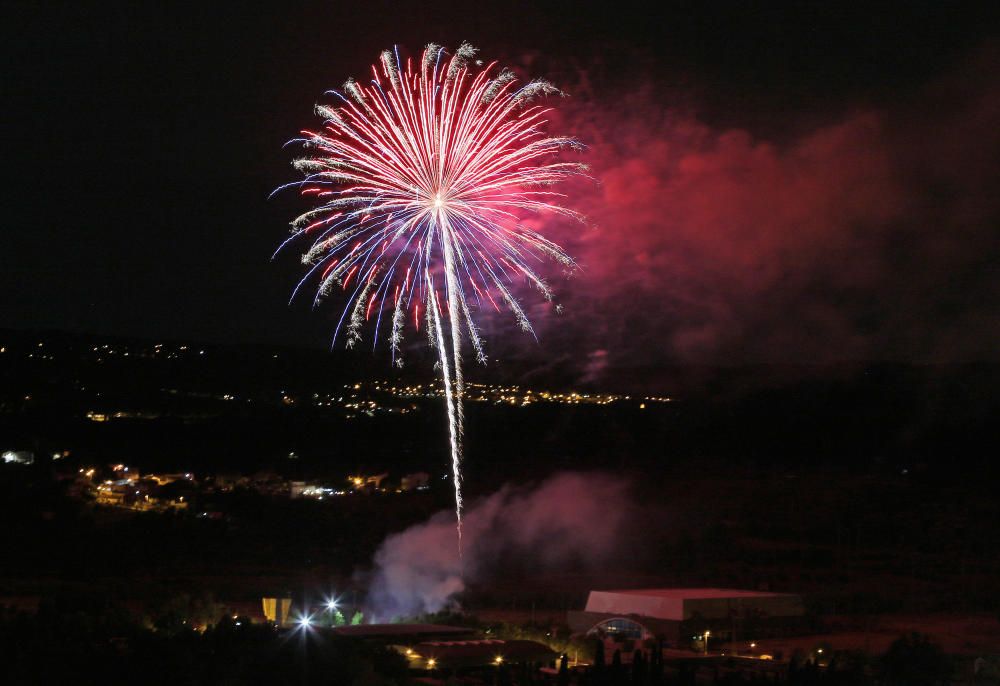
[600,588,793,600]
[584,588,804,621]
[330,624,476,639]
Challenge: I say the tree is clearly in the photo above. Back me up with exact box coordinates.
[881,633,951,686]
[591,637,607,686]
[145,590,225,635]
[497,663,513,686]
[611,649,623,685]
[351,610,364,625]
[558,653,570,686]
[594,638,606,669]
[650,640,664,686]
[631,650,646,685]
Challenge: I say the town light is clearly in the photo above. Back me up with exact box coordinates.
[427,659,436,669]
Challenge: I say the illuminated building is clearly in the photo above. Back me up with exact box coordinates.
[146,472,195,486]
[400,472,430,491]
[95,480,132,506]
[348,472,389,491]
[261,597,292,626]
[2,451,34,465]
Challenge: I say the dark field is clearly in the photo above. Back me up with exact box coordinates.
[2,331,999,685]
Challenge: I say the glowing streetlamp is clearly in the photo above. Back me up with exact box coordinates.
[294,612,314,632]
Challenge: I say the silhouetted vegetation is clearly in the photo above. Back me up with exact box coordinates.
[0,599,408,686]
[880,633,952,686]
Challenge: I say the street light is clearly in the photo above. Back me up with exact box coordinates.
[295,613,314,632]
[704,630,710,655]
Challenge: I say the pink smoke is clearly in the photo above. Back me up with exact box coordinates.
[485,46,1000,386]
[365,472,630,619]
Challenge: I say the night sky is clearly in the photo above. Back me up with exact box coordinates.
[4,2,999,383]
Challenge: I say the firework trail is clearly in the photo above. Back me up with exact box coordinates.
[274,43,585,550]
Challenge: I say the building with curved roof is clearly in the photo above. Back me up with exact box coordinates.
[569,588,805,647]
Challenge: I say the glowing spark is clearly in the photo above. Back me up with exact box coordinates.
[275,43,584,552]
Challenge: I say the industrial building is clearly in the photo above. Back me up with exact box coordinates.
[330,623,475,642]
[569,588,805,648]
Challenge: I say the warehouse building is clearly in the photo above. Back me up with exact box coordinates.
[569,588,805,648]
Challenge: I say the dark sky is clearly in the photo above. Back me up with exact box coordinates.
[4,1,999,379]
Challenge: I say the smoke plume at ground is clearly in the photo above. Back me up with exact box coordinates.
[364,472,629,620]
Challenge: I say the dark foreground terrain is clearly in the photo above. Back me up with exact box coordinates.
[2,331,999,684]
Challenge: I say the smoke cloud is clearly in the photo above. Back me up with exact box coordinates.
[365,472,629,620]
[479,45,1000,388]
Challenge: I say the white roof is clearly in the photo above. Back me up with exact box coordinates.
[584,588,800,621]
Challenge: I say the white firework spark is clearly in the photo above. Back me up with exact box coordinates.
[274,43,585,551]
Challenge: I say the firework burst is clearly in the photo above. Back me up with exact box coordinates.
[274,43,585,549]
